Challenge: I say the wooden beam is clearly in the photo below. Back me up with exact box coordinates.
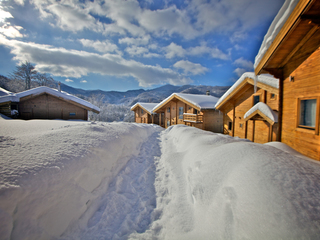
[280,25,319,67]
[255,0,314,75]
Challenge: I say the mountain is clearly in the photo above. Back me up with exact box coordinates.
[0,76,230,107]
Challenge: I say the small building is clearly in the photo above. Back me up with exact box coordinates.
[254,0,320,160]
[152,93,223,132]
[130,102,159,124]
[215,72,279,144]
[0,86,100,120]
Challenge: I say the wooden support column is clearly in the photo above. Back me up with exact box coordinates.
[232,103,235,137]
[252,120,255,142]
[245,121,248,139]
[268,123,273,142]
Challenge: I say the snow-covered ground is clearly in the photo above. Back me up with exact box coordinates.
[1,117,320,239]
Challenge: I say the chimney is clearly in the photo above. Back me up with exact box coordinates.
[206,90,210,95]
[58,82,61,92]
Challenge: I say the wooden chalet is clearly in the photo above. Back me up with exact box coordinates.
[254,0,320,160]
[152,93,223,132]
[215,72,279,143]
[131,102,159,124]
[0,86,100,120]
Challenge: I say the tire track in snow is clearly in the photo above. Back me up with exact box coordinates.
[61,130,162,240]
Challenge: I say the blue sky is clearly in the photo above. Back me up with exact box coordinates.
[0,0,285,91]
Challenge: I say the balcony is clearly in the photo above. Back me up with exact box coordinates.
[183,113,203,123]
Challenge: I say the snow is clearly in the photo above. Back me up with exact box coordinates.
[154,92,219,111]
[1,120,320,239]
[244,102,278,123]
[0,87,11,96]
[0,118,161,239]
[130,102,159,114]
[215,72,279,108]
[254,0,300,69]
[0,86,100,113]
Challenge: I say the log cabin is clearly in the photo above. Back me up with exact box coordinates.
[131,102,159,124]
[215,72,279,143]
[152,92,223,132]
[254,0,320,160]
[0,86,100,120]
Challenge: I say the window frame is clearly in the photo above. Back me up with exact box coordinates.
[296,97,319,135]
[252,94,261,106]
[179,107,184,119]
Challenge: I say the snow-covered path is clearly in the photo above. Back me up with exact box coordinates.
[61,131,161,239]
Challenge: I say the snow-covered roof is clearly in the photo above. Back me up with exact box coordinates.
[130,102,159,114]
[0,87,11,96]
[244,102,278,124]
[0,86,100,113]
[254,0,299,69]
[215,72,279,109]
[153,92,219,112]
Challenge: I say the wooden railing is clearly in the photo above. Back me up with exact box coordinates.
[183,113,203,123]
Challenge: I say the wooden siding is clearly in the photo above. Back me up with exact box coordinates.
[281,47,320,160]
[154,97,222,132]
[18,93,88,120]
[220,83,279,143]
[134,106,152,123]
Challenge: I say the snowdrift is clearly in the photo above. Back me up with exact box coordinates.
[0,119,160,239]
[133,125,320,239]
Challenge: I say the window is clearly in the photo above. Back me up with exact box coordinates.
[253,95,260,105]
[141,109,144,114]
[228,122,232,131]
[69,112,76,116]
[167,107,170,113]
[167,119,170,127]
[179,107,184,119]
[239,123,243,128]
[299,99,317,128]
[270,93,276,99]
[194,109,198,114]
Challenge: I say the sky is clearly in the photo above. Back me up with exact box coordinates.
[0,0,285,92]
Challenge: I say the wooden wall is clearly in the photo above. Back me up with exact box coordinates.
[134,106,152,123]
[221,84,279,143]
[281,47,320,160]
[157,98,222,132]
[203,110,223,133]
[19,94,88,120]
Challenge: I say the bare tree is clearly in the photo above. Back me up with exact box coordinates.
[10,61,37,90]
[35,73,55,87]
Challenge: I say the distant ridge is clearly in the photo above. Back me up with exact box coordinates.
[0,75,230,107]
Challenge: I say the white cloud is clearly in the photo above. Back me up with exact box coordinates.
[165,42,186,59]
[234,57,253,69]
[80,80,87,83]
[0,37,191,87]
[173,60,208,75]
[14,0,25,6]
[0,9,13,23]
[0,24,23,38]
[234,68,246,77]
[125,46,149,56]
[188,0,284,34]
[119,36,150,46]
[79,39,119,54]
[165,42,229,60]
[65,79,73,82]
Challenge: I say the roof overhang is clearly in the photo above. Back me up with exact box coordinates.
[153,94,201,112]
[215,77,279,110]
[255,0,320,77]
[130,103,152,115]
[244,103,278,125]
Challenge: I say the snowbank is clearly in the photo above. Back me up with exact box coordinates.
[0,119,160,239]
[132,125,320,239]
